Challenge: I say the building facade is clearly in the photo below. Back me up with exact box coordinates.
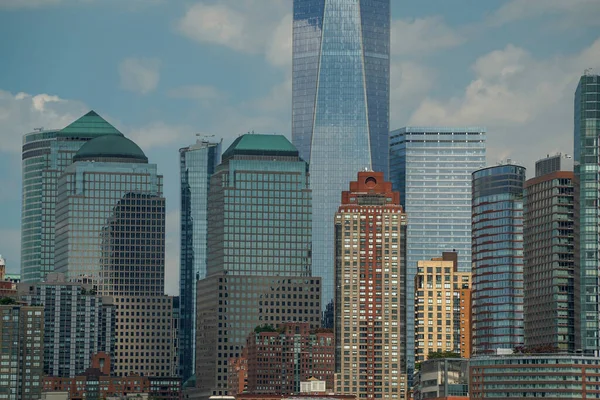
[21,111,124,283]
[239,323,334,394]
[524,155,575,351]
[414,253,471,364]
[471,163,525,355]
[413,358,469,400]
[334,171,408,400]
[389,127,486,373]
[195,135,320,397]
[0,303,44,400]
[292,0,391,323]
[18,273,116,378]
[179,139,222,382]
[574,73,600,355]
[470,355,600,399]
[54,134,164,295]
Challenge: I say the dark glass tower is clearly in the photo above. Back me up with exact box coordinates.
[178,139,221,382]
[574,73,600,355]
[471,163,525,354]
[21,111,123,283]
[292,0,391,321]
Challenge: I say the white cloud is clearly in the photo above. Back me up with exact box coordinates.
[164,209,180,296]
[167,85,225,101]
[389,61,436,129]
[177,1,290,67]
[409,38,600,173]
[391,16,464,57]
[0,89,88,154]
[127,121,193,150]
[488,0,600,28]
[118,57,161,95]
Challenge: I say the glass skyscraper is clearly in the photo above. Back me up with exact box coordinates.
[21,111,123,283]
[54,134,165,296]
[471,163,525,354]
[292,0,391,320]
[389,127,485,374]
[178,139,221,382]
[574,73,600,355]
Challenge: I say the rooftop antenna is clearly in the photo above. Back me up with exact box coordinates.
[584,68,593,76]
[34,127,44,132]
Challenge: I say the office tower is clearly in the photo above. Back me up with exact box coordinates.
[524,154,575,351]
[574,73,600,355]
[18,272,116,378]
[413,358,469,400]
[389,127,485,374]
[179,138,222,381]
[54,134,164,295]
[0,303,44,400]
[195,134,321,397]
[414,252,471,364]
[334,171,408,400]
[0,255,17,298]
[236,323,334,394]
[471,162,525,355]
[292,0,391,323]
[21,111,123,283]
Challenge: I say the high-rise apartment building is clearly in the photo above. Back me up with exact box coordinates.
[0,303,44,400]
[574,73,600,355]
[414,252,471,363]
[54,135,164,295]
[471,163,525,355]
[195,135,321,397]
[179,139,221,381]
[21,111,123,283]
[524,154,575,351]
[334,171,408,400]
[389,127,485,374]
[18,273,116,378]
[292,0,391,322]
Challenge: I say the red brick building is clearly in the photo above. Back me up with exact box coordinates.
[229,323,334,395]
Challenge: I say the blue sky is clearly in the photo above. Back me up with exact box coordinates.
[0,0,599,294]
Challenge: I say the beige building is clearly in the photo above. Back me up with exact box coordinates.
[334,172,408,400]
[113,295,178,377]
[414,253,471,364]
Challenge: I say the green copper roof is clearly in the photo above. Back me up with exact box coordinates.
[59,110,124,137]
[222,134,298,160]
[73,135,148,163]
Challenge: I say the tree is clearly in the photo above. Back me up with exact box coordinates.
[427,350,461,360]
[0,297,17,305]
[254,324,277,333]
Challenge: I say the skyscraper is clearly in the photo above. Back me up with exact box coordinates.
[179,139,222,382]
[389,127,485,373]
[292,0,391,321]
[524,154,575,351]
[21,111,123,283]
[195,134,321,397]
[54,135,164,294]
[471,163,525,354]
[334,171,408,400]
[574,73,600,355]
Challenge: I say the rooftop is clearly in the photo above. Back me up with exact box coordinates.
[73,135,148,163]
[59,110,124,138]
[222,134,298,160]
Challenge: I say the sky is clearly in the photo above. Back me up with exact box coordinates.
[0,0,599,294]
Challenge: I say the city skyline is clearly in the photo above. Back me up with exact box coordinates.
[1,1,600,295]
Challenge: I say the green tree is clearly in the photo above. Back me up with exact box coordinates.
[427,350,461,360]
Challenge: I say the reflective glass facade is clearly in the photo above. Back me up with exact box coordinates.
[389,127,485,373]
[54,141,164,297]
[20,111,123,283]
[178,140,221,382]
[292,0,390,319]
[574,74,600,355]
[471,164,525,354]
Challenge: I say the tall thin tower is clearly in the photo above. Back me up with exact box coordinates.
[292,0,391,323]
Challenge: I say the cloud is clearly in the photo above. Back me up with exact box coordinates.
[167,85,225,101]
[391,16,464,57]
[164,209,180,296]
[0,89,88,154]
[177,1,290,67]
[389,61,436,129]
[127,121,194,150]
[409,38,600,173]
[118,57,161,95]
[488,0,600,28]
